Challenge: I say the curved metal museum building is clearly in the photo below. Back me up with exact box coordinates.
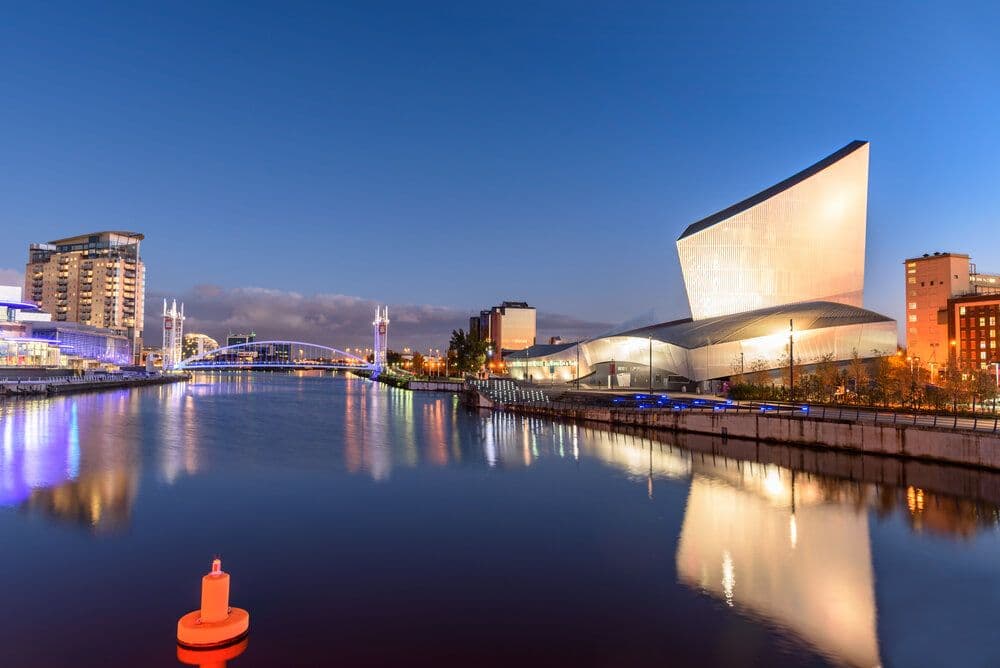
[508,140,898,389]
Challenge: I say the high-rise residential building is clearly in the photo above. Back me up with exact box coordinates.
[25,231,145,362]
[903,252,1000,377]
[472,301,536,352]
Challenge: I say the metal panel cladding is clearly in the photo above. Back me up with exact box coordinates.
[676,142,869,321]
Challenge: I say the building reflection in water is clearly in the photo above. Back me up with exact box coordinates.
[675,463,880,668]
[475,416,1000,668]
[342,379,424,482]
[1,393,143,532]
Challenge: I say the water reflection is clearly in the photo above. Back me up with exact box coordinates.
[4,375,1000,667]
[0,383,196,530]
[676,464,880,667]
[470,414,1000,667]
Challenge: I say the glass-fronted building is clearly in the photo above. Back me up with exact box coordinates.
[508,141,897,389]
[31,323,132,367]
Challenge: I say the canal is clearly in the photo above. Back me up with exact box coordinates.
[1,373,999,667]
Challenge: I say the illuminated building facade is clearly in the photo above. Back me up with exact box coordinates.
[904,251,1000,377]
[511,141,896,387]
[31,322,133,367]
[1,285,61,367]
[947,294,1000,372]
[472,301,536,352]
[677,141,869,321]
[182,333,219,360]
[24,231,145,362]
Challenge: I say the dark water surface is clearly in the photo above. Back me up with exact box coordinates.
[2,373,1000,667]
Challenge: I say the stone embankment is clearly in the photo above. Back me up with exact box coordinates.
[408,380,464,392]
[1,373,188,398]
[464,388,1000,470]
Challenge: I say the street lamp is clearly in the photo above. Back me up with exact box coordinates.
[992,361,1000,415]
[575,341,580,390]
[648,335,653,393]
[788,319,794,400]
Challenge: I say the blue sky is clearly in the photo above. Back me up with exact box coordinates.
[2,2,999,347]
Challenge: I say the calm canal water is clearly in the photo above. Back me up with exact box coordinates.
[2,373,1000,667]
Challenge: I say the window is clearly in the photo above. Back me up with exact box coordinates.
[909,277,917,284]
[908,314,917,322]
[960,306,967,315]
[907,268,916,274]
[980,317,987,327]
[908,302,917,310]
[981,341,987,349]
[981,352,988,360]
[991,330,996,338]
[992,316,997,326]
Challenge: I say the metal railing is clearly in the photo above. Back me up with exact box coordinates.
[481,392,1000,435]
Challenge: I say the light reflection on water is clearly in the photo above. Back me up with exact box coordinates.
[1,372,999,667]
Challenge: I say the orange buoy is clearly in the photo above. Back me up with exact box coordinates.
[177,558,250,650]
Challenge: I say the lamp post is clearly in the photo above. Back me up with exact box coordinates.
[648,335,653,393]
[788,319,794,400]
[950,339,958,412]
[576,341,580,390]
[992,361,1000,415]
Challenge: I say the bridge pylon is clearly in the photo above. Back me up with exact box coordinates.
[373,306,389,374]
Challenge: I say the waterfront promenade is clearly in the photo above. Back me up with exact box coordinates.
[466,380,1000,470]
[0,371,187,397]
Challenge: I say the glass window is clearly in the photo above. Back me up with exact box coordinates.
[960,306,967,315]
[909,277,917,284]
[981,352,988,360]
[908,302,917,310]
[908,314,917,322]
[980,317,987,327]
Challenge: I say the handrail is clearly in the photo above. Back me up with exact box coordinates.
[483,396,1000,435]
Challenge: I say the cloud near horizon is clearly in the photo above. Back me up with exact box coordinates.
[145,285,612,352]
[0,268,23,288]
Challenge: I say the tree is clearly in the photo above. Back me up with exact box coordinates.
[448,329,490,375]
[386,350,403,366]
[814,353,840,403]
[970,367,997,415]
[411,351,426,375]
[747,359,770,389]
[848,349,869,405]
[942,362,967,412]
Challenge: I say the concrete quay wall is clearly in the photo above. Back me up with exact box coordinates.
[475,394,1000,470]
[408,380,465,393]
[1,373,188,398]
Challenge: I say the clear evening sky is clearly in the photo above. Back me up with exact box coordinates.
[2,2,998,348]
